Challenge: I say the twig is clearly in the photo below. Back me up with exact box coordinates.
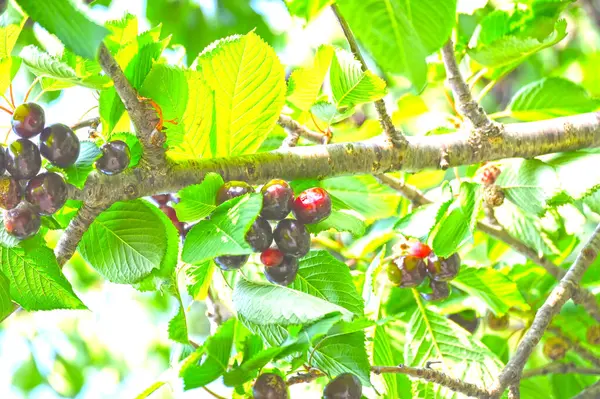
[440,39,502,140]
[572,380,600,399]
[287,369,324,385]
[205,291,233,333]
[547,326,600,368]
[372,365,489,398]
[55,204,106,266]
[330,4,407,148]
[278,115,328,145]
[202,386,226,399]
[508,385,520,399]
[71,117,100,131]
[488,223,600,398]
[374,174,430,207]
[522,362,600,378]
[581,0,600,29]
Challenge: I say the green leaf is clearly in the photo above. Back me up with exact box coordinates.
[507,77,598,121]
[306,209,366,237]
[0,6,25,58]
[431,205,471,258]
[12,356,44,393]
[181,318,236,390]
[373,325,410,398]
[495,158,560,216]
[284,0,333,21]
[79,200,170,284]
[406,296,503,394]
[48,141,101,189]
[310,101,355,124]
[468,19,567,68]
[174,173,224,222]
[287,45,334,111]
[14,0,108,59]
[311,332,371,386]
[0,56,21,96]
[0,244,86,311]
[0,270,13,320]
[186,261,214,300]
[550,151,600,200]
[19,46,110,90]
[104,14,139,52]
[329,49,386,107]
[452,268,530,315]
[196,32,286,157]
[233,278,354,326]
[396,198,453,241]
[182,194,262,264]
[168,305,189,344]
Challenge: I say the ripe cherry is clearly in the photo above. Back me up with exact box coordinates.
[95,140,130,175]
[0,145,5,175]
[587,325,600,346]
[407,241,432,258]
[39,124,80,168]
[323,373,362,399]
[387,255,427,288]
[160,205,185,235]
[152,194,172,206]
[487,313,510,331]
[292,187,332,224]
[5,138,41,180]
[252,373,288,399]
[260,248,284,267]
[264,255,299,286]
[216,181,253,205]
[273,219,310,257]
[421,280,450,301]
[3,202,41,239]
[246,217,273,252]
[12,102,45,139]
[260,179,294,220]
[543,337,569,361]
[25,172,68,215]
[0,176,21,210]
[425,252,460,281]
[214,254,249,271]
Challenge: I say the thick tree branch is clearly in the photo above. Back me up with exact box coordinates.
[98,43,165,166]
[488,224,600,398]
[330,4,407,148]
[441,40,502,140]
[372,366,489,398]
[508,385,520,399]
[572,380,600,399]
[522,362,600,378]
[55,204,107,266]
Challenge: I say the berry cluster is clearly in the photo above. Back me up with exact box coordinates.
[252,372,361,399]
[386,241,460,301]
[214,180,331,286]
[1,102,131,239]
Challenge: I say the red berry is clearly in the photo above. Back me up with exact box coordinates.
[292,187,332,225]
[260,248,284,267]
[260,179,294,220]
[407,241,432,258]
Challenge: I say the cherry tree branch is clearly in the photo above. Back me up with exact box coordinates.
[522,362,600,378]
[572,380,600,399]
[488,224,600,397]
[278,115,329,145]
[71,117,100,131]
[330,4,407,148]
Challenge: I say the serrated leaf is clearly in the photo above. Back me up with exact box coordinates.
[174,173,224,222]
[284,0,333,21]
[459,182,481,233]
[406,296,503,394]
[468,19,567,68]
[431,205,471,258]
[550,151,600,200]
[306,209,366,237]
[14,0,108,59]
[104,14,138,52]
[310,101,355,124]
[0,271,13,320]
[287,45,334,111]
[186,261,214,300]
[0,244,86,311]
[337,0,456,90]
[329,49,386,107]
[196,32,285,157]
[395,198,453,241]
[168,305,189,344]
[508,77,598,121]
[0,56,21,96]
[495,158,560,216]
[233,278,354,326]
[181,194,262,264]
[181,318,236,390]
[373,325,410,399]
[0,7,25,58]
[79,200,170,284]
[311,331,371,386]
[47,141,100,189]
[452,267,530,315]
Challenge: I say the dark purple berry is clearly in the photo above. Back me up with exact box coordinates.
[425,252,460,281]
[216,181,253,205]
[0,147,5,175]
[25,172,67,215]
[152,194,172,206]
[0,176,21,210]
[273,219,310,257]
[252,373,288,399]
[264,255,299,286]
[292,187,332,225]
[39,124,80,168]
[323,373,362,399]
[5,139,41,179]
[421,280,450,302]
[11,102,45,139]
[3,202,40,239]
[214,254,249,271]
[160,205,185,235]
[246,217,273,252]
[487,313,510,331]
[95,140,130,175]
[260,179,294,220]
[387,255,427,288]
[260,248,284,267]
